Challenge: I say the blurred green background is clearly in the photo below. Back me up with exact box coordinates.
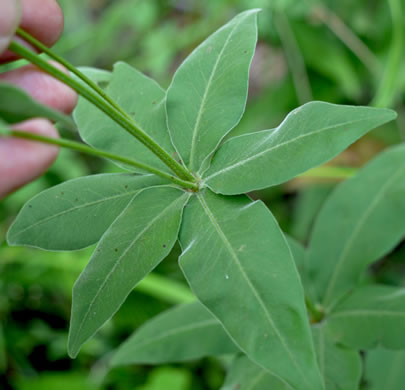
[1,0,404,388]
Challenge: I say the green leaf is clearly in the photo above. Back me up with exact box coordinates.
[221,327,361,390]
[7,174,164,251]
[365,348,405,390]
[286,236,314,302]
[312,325,361,390]
[204,102,397,195]
[0,83,75,129]
[68,186,190,357]
[0,119,10,135]
[221,355,290,390]
[111,302,238,366]
[326,285,405,350]
[74,62,175,173]
[166,9,259,173]
[179,190,323,390]
[73,67,112,89]
[307,144,405,308]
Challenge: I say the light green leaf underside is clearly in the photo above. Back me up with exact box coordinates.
[7,174,165,251]
[74,62,175,173]
[179,190,323,390]
[0,118,10,135]
[111,302,238,366]
[365,348,405,390]
[166,9,259,172]
[0,83,75,129]
[312,325,361,390]
[307,144,405,308]
[326,285,405,350]
[204,102,397,195]
[68,186,189,358]
[221,355,291,390]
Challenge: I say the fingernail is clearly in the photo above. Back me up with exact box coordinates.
[0,0,22,53]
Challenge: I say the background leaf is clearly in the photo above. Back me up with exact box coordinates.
[166,9,259,173]
[68,186,189,357]
[326,285,405,349]
[179,190,323,390]
[221,355,290,390]
[312,325,361,390]
[7,174,164,251]
[307,144,405,309]
[204,102,396,195]
[74,62,175,173]
[0,83,75,129]
[111,302,237,366]
[364,348,405,390]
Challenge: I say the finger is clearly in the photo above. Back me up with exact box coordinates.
[1,0,63,62]
[0,61,78,114]
[0,0,22,53]
[0,119,59,199]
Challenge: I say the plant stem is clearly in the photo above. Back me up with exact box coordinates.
[8,40,196,183]
[275,12,312,105]
[372,0,403,107]
[5,130,198,190]
[313,5,381,75]
[16,28,130,121]
[136,273,195,304]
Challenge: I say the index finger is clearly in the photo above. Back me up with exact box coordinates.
[1,0,64,62]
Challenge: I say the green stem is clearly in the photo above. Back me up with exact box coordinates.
[372,0,403,107]
[306,297,325,324]
[8,40,195,183]
[5,130,198,190]
[275,12,312,105]
[136,273,195,304]
[16,28,130,121]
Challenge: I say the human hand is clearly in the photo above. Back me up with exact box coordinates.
[0,0,77,198]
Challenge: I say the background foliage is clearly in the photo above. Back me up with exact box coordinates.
[1,0,404,389]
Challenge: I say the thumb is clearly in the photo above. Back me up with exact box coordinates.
[0,0,22,54]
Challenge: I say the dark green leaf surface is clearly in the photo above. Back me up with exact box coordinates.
[68,186,190,357]
[0,83,75,128]
[307,145,405,308]
[166,9,259,173]
[312,325,361,390]
[365,348,405,390]
[179,190,323,390]
[221,355,290,390]
[204,102,396,194]
[8,174,164,251]
[326,285,405,350]
[74,62,175,173]
[111,302,237,366]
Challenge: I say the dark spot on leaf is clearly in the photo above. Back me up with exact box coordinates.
[75,198,79,202]
[28,205,32,208]
[114,248,118,252]
[152,101,156,105]
[61,192,64,195]
[244,50,247,54]
[125,185,128,189]
[163,244,166,248]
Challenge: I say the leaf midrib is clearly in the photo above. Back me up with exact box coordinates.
[11,187,143,239]
[197,193,311,389]
[204,117,382,182]
[330,309,405,319]
[124,319,219,352]
[70,191,188,353]
[188,14,246,171]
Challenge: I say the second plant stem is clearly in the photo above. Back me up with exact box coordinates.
[8,130,198,191]
[9,40,196,184]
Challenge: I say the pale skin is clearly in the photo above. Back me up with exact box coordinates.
[0,0,77,198]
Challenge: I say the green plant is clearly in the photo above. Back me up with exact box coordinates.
[1,9,402,390]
